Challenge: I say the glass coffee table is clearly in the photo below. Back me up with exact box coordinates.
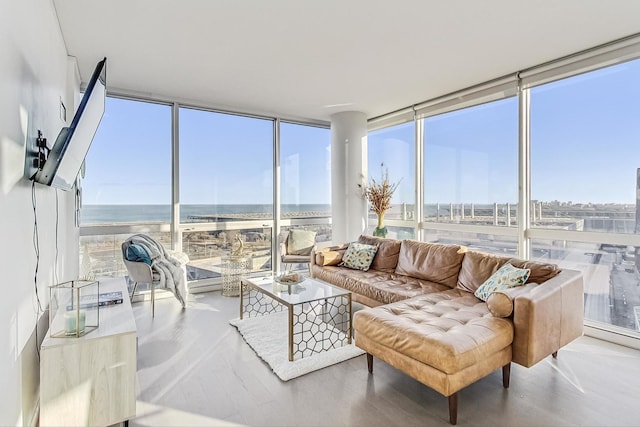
[240,275,352,361]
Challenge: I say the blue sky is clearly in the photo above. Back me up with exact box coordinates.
[530,61,640,204]
[84,102,331,205]
[370,58,640,205]
[82,98,172,204]
[84,58,640,205]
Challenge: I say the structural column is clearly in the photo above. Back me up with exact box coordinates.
[330,111,368,243]
[517,84,531,259]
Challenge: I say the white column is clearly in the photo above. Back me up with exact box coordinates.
[518,86,531,259]
[330,111,368,243]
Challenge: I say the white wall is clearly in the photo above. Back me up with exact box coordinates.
[0,0,79,424]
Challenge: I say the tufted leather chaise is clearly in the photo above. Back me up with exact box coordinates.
[310,235,584,424]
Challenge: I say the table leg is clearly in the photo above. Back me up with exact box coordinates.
[288,307,294,361]
[239,279,244,319]
[347,293,352,344]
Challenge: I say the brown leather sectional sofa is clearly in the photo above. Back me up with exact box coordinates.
[310,235,584,425]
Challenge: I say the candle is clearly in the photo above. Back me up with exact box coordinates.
[64,310,86,335]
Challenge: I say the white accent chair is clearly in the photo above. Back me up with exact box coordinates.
[280,229,317,272]
[121,242,160,317]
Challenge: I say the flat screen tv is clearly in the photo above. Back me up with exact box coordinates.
[33,57,107,191]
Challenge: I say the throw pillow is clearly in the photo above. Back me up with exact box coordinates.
[339,242,378,271]
[474,263,530,301]
[486,283,539,317]
[287,229,317,255]
[126,244,152,265]
[319,250,343,266]
[394,240,465,288]
[486,292,514,317]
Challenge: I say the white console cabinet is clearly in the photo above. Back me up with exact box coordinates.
[40,278,137,426]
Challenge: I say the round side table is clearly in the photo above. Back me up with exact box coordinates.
[221,255,251,297]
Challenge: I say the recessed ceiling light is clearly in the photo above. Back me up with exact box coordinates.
[323,102,354,108]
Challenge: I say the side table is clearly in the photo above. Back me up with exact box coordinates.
[40,278,137,426]
[222,255,251,296]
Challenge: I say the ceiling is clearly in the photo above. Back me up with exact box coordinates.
[53,0,640,123]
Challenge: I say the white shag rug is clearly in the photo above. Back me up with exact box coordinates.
[229,312,364,381]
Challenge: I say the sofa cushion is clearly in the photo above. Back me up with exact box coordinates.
[508,258,560,283]
[457,250,511,293]
[358,235,402,272]
[340,242,378,271]
[282,254,312,264]
[353,290,514,374]
[287,229,317,255]
[474,263,530,301]
[310,265,450,305]
[394,240,465,288]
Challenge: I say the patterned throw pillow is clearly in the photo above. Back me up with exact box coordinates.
[474,263,530,301]
[339,243,378,271]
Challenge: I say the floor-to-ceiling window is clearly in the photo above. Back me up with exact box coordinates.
[529,58,640,334]
[368,38,640,343]
[422,97,519,255]
[367,122,415,239]
[279,122,331,269]
[80,97,172,278]
[80,100,330,287]
[179,108,274,282]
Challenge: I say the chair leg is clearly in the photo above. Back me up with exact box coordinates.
[130,281,138,301]
[448,393,458,425]
[552,351,558,358]
[151,283,155,318]
[367,353,373,373]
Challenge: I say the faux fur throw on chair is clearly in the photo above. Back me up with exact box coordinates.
[125,234,189,307]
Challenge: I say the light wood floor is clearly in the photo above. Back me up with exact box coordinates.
[129,290,640,426]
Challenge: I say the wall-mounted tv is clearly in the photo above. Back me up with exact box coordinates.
[33,57,107,191]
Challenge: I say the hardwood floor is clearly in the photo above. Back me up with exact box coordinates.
[129,290,640,426]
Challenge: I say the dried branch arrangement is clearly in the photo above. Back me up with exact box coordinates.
[360,165,400,215]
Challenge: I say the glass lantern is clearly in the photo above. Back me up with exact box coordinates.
[49,280,100,338]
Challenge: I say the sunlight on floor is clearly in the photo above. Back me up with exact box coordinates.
[131,401,245,427]
[543,358,585,393]
[188,293,223,312]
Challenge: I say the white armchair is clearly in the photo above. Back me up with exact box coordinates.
[121,241,161,317]
[121,235,190,317]
[280,229,317,272]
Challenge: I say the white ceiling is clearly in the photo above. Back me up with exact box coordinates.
[53,0,640,123]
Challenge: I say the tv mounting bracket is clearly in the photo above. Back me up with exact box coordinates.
[33,129,50,172]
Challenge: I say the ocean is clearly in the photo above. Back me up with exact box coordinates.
[80,203,515,225]
[80,204,332,224]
